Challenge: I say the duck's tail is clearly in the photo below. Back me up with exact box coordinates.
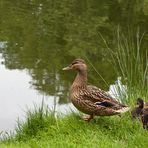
[115,106,130,114]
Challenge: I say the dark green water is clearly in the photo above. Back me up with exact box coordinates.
[0,0,148,131]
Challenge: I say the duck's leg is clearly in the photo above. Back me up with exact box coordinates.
[82,114,94,122]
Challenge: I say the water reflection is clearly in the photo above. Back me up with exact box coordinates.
[0,0,147,131]
[0,55,77,131]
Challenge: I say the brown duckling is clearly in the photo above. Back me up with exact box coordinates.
[131,98,148,129]
[131,98,148,119]
[141,106,148,129]
[131,98,144,119]
[63,59,129,121]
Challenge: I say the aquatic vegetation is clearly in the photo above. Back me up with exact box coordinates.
[100,29,148,102]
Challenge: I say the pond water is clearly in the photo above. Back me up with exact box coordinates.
[0,0,148,131]
[0,53,76,131]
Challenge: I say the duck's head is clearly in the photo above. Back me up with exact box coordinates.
[62,59,87,72]
[137,98,144,108]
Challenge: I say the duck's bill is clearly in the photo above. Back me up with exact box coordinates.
[62,66,71,70]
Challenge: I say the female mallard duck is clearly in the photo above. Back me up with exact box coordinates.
[131,98,148,119]
[63,59,129,121]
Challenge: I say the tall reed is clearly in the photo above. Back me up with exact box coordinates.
[100,29,148,102]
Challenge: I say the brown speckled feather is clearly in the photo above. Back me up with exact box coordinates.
[70,85,126,116]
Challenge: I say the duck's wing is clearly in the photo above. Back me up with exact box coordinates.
[88,85,115,100]
[80,85,124,106]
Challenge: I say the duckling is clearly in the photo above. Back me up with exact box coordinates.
[131,98,144,119]
[131,98,148,129]
[141,106,148,129]
[63,59,129,121]
[131,98,148,119]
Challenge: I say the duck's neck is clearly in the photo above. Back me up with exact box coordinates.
[72,70,87,88]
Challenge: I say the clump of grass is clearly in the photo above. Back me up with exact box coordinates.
[14,100,57,142]
[0,131,14,142]
[100,29,148,103]
[115,29,147,99]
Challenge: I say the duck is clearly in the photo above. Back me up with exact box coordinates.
[131,98,148,119]
[131,98,148,129]
[63,59,129,121]
[131,98,143,118]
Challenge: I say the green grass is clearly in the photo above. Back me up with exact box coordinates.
[0,105,148,148]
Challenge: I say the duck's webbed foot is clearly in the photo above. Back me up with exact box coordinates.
[82,114,94,122]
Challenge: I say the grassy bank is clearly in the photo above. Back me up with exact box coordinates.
[0,108,148,148]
